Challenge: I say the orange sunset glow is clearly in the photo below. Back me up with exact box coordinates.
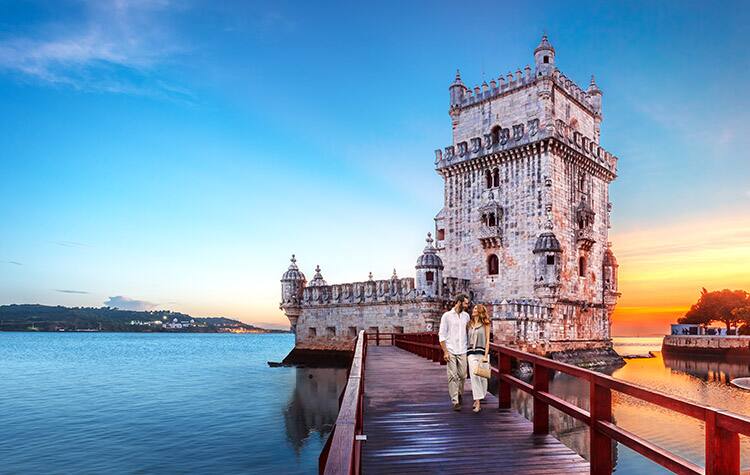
[610,212,750,336]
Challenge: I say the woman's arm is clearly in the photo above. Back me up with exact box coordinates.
[483,323,490,361]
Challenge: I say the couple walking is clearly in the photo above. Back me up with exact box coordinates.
[438,294,491,412]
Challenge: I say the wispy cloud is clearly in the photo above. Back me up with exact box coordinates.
[104,295,157,311]
[55,289,90,294]
[0,0,191,99]
[52,240,89,248]
[2,260,23,266]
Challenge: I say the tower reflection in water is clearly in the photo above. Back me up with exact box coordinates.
[283,367,348,454]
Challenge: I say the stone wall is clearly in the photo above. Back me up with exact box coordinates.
[663,335,750,356]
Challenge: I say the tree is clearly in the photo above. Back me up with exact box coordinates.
[678,288,750,331]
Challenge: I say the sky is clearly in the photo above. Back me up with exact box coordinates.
[1,1,748,335]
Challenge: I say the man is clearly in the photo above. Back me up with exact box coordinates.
[438,293,470,411]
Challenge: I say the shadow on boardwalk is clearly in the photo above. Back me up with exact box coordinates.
[362,346,589,474]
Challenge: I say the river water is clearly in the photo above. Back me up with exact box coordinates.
[1,333,749,474]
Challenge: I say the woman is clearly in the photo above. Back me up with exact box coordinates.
[467,304,491,413]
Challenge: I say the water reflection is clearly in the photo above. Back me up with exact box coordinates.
[284,367,348,453]
[663,353,750,383]
[510,347,750,473]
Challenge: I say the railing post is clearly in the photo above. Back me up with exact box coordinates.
[498,350,511,409]
[533,364,549,434]
[589,380,613,475]
[705,409,740,475]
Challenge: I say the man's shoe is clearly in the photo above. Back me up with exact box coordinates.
[452,402,461,411]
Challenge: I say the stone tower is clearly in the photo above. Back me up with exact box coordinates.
[433,35,621,359]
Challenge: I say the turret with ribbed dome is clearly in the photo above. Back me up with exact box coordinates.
[280,254,306,333]
[415,233,443,298]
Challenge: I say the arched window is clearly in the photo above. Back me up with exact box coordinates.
[487,254,499,275]
[425,271,434,284]
[491,126,501,145]
[492,168,500,187]
[485,169,492,188]
[488,213,496,227]
[543,56,549,64]
[578,256,586,277]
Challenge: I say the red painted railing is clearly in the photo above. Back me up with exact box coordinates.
[394,332,750,475]
[319,330,367,475]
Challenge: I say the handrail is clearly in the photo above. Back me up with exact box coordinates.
[394,332,750,475]
[319,330,367,475]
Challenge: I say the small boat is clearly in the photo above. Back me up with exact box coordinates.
[730,377,750,390]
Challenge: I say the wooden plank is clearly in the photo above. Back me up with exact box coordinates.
[361,346,589,474]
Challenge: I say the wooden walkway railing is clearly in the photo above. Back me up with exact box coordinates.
[319,330,367,475]
[392,332,750,475]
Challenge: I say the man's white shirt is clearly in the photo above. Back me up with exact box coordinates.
[438,308,470,355]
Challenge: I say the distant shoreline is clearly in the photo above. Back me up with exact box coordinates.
[0,304,290,334]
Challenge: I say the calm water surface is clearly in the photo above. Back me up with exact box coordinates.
[3,333,750,474]
[0,333,343,474]
[523,337,750,474]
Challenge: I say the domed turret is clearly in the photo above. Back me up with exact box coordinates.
[449,69,467,107]
[533,232,562,254]
[415,233,443,298]
[534,34,555,76]
[604,244,619,293]
[587,75,603,115]
[533,233,562,296]
[280,254,306,334]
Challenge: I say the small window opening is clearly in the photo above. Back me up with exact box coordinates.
[546,255,555,265]
[437,229,445,240]
[579,256,586,277]
[487,254,499,275]
[308,327,317,337]
[425,271,434,284]
[543,56,549,64]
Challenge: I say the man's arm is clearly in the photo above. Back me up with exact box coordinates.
[438,313,450,362]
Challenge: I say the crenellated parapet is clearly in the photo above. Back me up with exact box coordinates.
[301,277,418,306]
[434,119,618,177]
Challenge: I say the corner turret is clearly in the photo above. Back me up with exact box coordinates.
[415,233,444,298]
[449,69,467,107]
[587,75,603,116]
[280,254,306,333]
[534,35,555,76]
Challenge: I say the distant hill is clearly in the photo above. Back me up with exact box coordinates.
[0,304,289,333]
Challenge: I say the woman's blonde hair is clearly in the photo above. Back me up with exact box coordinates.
[469,304,490,327]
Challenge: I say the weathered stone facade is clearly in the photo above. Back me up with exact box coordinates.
[280,36,621,361]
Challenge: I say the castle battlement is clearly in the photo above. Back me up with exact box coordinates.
[434,119,618,176]
[455,67,599,118]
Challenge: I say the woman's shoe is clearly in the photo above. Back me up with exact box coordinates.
[472,403,481,413]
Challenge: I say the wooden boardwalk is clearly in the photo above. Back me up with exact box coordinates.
[361,346,589,474]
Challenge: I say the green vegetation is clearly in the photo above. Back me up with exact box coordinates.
[0,304,288,333]
[678,288,750,333]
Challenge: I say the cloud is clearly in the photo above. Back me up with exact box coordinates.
[0,0,191,99]
[55,289,90,294]
[2,260,22,265]
[53,240,89,248]
[104,295,158,311]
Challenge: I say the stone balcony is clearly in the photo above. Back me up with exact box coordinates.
[576,227,596,250]
[478,226,502,249]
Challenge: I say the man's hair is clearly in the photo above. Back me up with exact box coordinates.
[453,293,469,307]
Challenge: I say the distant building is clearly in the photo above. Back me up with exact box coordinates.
[163,317,195,329]
[280,36,621,362]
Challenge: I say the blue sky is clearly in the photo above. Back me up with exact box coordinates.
[1,1,749,330]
